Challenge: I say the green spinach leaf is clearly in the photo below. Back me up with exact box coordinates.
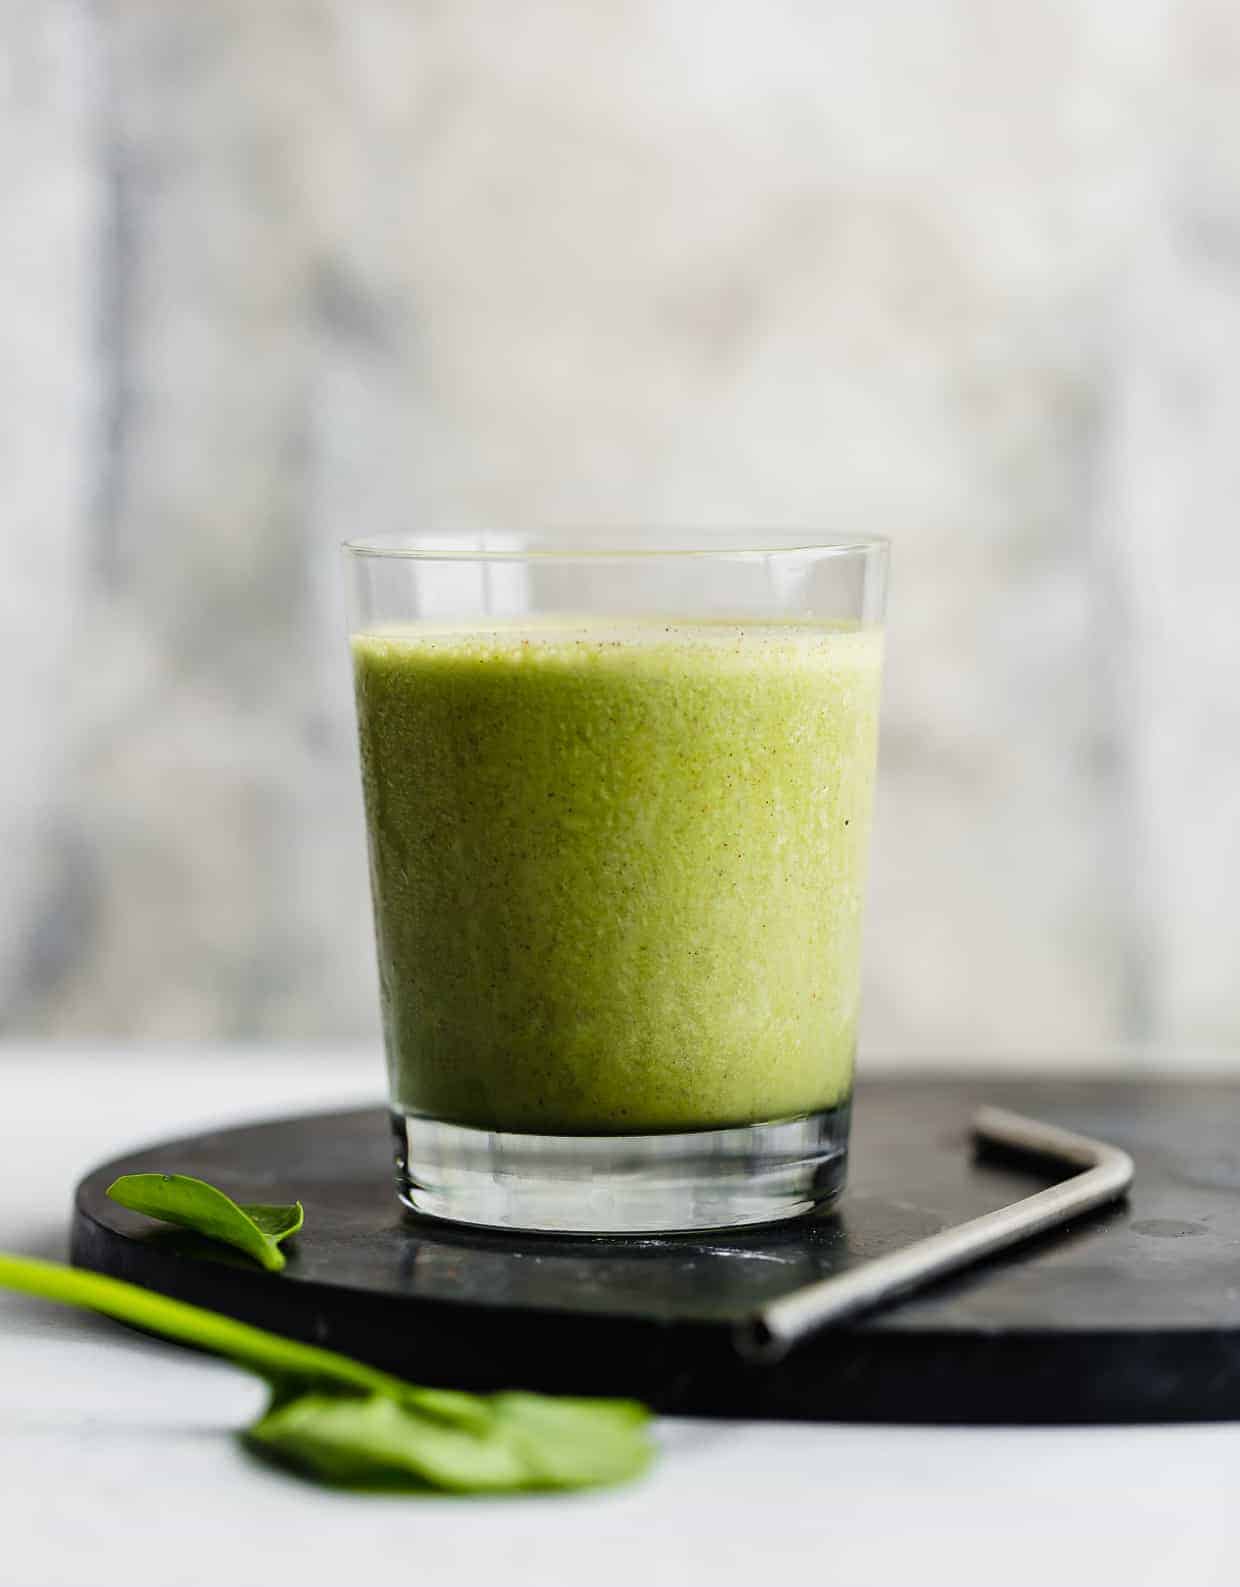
[248,1390,653,1492]
[106,1173,303,1271]
[0,1253,654,1492]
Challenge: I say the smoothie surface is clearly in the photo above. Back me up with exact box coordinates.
[353,619,882,1133]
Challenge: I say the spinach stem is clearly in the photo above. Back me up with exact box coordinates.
[0,1253,409,1398]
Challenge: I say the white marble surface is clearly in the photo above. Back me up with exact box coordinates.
[5,2,1240,1065]
[1,1043,1235,1587]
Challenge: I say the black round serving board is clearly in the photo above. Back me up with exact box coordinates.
[72,1078,1240,1424]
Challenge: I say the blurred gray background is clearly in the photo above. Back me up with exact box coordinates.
[5,0,1239,1066]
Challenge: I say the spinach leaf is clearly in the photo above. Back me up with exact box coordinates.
[247,1390,653,1492]
[0,1253,654,1492]
[106,1173,303,1271]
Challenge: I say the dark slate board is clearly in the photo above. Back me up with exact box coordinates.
[71,1078,1240,1423]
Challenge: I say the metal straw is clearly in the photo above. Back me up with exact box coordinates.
[737,1105,1134,1362]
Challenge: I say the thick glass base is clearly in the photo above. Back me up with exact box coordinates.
[391,1100,850,1235]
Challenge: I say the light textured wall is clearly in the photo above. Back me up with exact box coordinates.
[5,0,1240,1064]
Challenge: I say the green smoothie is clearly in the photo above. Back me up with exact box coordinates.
[352,620,882,1135]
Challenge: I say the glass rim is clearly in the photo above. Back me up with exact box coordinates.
[342,530,890,563]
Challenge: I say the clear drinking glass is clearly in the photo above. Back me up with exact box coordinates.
[344,531,887,1234]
